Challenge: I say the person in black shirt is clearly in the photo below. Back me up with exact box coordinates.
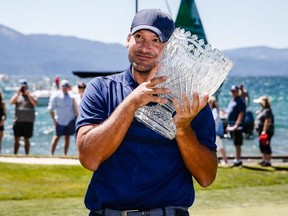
[254,96,274,167]
[0,89,6,154]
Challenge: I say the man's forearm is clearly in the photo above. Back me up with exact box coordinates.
[176,127,218,188]
[27,94,37,106]
[235,112,244,126]
[10,93,18,104]
[77,96,138,171]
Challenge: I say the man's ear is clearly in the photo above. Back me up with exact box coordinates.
[126,34,131,48]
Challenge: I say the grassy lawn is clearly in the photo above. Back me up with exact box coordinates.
[191,185,288,216]
[191,164,288,216]
[0,162,91,200]
[0,162,288,216]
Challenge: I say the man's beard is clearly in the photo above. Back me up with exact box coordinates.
[130,61,156,74]
[128,51,156,74]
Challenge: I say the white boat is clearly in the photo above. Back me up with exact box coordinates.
[32,89,53,106]
[32,87,80,106]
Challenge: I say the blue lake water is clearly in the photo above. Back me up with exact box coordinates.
[1,75,287,157]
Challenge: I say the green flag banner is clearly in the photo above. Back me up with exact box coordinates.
[175,0,208,43]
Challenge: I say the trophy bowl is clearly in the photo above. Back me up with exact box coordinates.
[135,28,233,139]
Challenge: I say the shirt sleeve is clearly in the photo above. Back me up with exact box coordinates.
[264,109,272,119]
[47,94,56,111]
[76,78,108,131]
[192,104,217,152]
[239,99,246,113]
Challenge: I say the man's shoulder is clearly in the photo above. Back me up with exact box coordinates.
[236,96,245,104]
[50,91,68,102]
[90,70,128,86]
[50,90,61,97]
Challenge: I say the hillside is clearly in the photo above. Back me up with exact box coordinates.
[0,24,287,77]
[0,24,129,77]
[224,46,288,76]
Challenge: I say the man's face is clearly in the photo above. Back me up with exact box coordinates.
[127,30,166,74]
[61,85,69,93]
[230,90,238,98]
[21,85,28,93]
[78,86,85,97]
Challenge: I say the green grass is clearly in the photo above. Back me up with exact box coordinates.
[192,164,288,216]
[0,163,91,200]
[196,164,288,190]
[0,162,288,216]
[0,198,88,216]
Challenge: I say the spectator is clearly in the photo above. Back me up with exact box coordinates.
[243,109,255,138]
[0,89,6,154]
[77,82,86,98]
[239,84,249,105]
[254,96,274,166]
[75,82,87,117]
[48,80,77,155]
[226,85,246,167]
[54,75,60,90]
[209,96,228,164]
[10,80,37,155]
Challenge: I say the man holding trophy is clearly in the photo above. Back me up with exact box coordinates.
[76,8,231,216]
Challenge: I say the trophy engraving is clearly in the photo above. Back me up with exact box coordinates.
[135,28,233,139]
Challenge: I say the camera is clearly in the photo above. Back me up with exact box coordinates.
[21,86,27,93]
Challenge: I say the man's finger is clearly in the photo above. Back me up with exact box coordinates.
[200,94,209,109]
[146,63,160,81]
[191,92,200,112]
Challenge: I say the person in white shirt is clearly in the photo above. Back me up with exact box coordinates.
[47,80,77,155]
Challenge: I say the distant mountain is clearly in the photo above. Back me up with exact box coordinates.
[0,24,287,77]
[223,46,288,76]
[0,24,129,77]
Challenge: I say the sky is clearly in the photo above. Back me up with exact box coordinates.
[0,0,287,50]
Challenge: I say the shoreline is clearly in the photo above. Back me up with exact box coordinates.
[0,155,80,165]
[0,154,287,165]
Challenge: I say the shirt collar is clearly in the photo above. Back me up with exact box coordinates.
[124,66,139,90]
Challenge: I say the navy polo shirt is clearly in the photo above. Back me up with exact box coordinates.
[76,68,216,210]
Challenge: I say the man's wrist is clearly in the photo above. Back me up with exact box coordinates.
[176,126,193,137]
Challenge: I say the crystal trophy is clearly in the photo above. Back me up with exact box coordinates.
[134,28,233,139]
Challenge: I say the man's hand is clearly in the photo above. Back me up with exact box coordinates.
[173,92,209,131]
[173,92,217,187]
[130,76,171,109]
[129,65,171,110]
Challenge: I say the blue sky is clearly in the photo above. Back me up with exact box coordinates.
[0,0,287,50]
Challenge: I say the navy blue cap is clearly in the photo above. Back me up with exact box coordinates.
[230,85,239,92]
[19,79,28,86]
[130,9,175,42]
